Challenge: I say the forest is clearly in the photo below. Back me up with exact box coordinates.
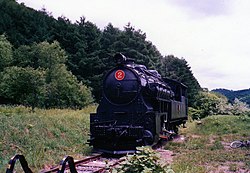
[0,0,200,108]
[213,88,250,106]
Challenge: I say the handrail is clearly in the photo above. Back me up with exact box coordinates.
[6,154,33,173]
[57,156,77,173]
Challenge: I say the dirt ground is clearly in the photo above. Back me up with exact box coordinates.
[156,135,250,173]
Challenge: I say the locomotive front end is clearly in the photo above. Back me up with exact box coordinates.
[89,53,147,154]
[103,57,140,105]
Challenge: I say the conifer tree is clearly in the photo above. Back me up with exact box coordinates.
[161,55,201,106]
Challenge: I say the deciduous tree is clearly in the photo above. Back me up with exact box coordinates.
[0,66,45,109]
[0,34,13,71]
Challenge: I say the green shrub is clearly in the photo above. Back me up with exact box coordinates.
[231,98,250,115]
[193,91,222,119]
[192,91,250,119]
[113,147,173,173]
[188,107,202,120]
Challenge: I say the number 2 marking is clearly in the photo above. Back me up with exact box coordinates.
[115,70,125,80]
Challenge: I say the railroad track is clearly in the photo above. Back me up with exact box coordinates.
[6,136,178,173]
[6,153,124,173]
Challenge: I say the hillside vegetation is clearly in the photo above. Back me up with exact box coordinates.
[0,0,201,108]
[0,105,95,172]
[213,88,250,107]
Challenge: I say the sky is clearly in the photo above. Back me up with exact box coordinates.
[17,0,250,91]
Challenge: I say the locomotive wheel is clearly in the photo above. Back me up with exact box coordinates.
[173,126,179,134]
[143,130,154,145]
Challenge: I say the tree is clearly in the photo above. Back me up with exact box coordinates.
[13,44,39,68]
[0,0,55,47]
[36,41,67,69]
[100,23,162,71]
[50,16,104,101]
[31,41,93,108]
[3,41,93,108]
[214,92,233,115]
[192,91,221,119]
[0,34,13,71]
[99,23,123,75]
[116,23,162,69]
[75,19,104,100]
[161,55,201,106]
[0,66,45,109]
[44,63,93,108]
[231,98,250,115]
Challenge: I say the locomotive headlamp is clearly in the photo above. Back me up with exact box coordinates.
[114,53,126,65]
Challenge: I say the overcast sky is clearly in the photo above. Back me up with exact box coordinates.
[17,0,250,90]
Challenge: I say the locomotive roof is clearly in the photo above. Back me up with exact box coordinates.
[114,53,187,89]
[163,77,187,89]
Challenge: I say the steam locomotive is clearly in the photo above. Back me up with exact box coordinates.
[89,53,188,154]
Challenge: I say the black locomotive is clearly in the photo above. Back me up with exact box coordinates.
[89,53,188,154]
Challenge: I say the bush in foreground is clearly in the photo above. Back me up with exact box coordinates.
[112,147,173,173]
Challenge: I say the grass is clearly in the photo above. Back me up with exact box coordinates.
[1,106,250,173]
[165,115,250,173]
[0,105,96,172]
